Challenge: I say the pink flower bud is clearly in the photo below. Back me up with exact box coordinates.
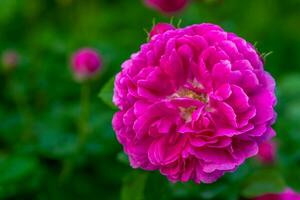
[257,141,276,164]
[71,48,102,82]
[149,23,175,39]
[255,188,300,200]
[1,50,19,71]
[145,0,189,14]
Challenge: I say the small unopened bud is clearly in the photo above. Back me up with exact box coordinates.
[257,141,276,164]
[145,0,189,14]
[2,50,19,71]
[149,23,175,39]
[71,48,102,82]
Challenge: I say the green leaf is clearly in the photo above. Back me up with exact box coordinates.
[0,156,38,184]
[98,77,116,109]
[121,171,148,200]
[144,172,170,200]
[279,75,300,99]
[36,128,77,159]
[285,102,300,124]
[241,169,286,198]
[117,152,129,165]
[284,164,300,193]
[0,0,18,23]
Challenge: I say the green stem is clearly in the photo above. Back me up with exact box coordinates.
[78,82,90,149]
[60,82,91,182]
[5,73,33,141]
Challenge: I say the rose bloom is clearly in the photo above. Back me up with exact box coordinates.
[71,48,102,82]
[255,188,300,200]
[113,23,276,183]
[257,140,276,164]
[145,0,189,14]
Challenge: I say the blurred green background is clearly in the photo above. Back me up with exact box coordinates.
[0,0,300,199]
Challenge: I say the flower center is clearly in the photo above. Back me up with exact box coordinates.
[170,88,208,122]
[171,88,208,103]
[179,106,197,122]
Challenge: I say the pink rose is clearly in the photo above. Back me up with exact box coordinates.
[113,23,277,183]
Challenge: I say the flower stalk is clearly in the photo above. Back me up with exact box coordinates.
[60,82,91,182]
[4,72,33,142]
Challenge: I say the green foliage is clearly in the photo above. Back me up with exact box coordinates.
[98,76,116,109]
[0,156,38,184]
[144,172,171,200]
[0,0,300,199]
[121,171,171,200]
[241,169,286,198]
[0,156,42,199]
[121,171,148,200]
